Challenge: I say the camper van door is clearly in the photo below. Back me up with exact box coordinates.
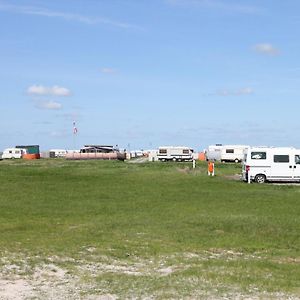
[270,153,293,180]
[293,152,300,180]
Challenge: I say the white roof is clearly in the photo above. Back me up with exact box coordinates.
[222,145,249,148]
[159,146,192,149]
[247,146,296,150]
[3,147,25,151]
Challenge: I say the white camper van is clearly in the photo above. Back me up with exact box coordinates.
[242,147,300,183]
[157,146,194,162]
[220,145,249,163]
[2,148,26,159]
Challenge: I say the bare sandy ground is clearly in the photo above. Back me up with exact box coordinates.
[1,250,299,299]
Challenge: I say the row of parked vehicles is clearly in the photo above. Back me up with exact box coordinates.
[205,144,248,163]
[0,148,65,159]
[206,144,300,183]
[156,144,300,184]
[2,144,300,184]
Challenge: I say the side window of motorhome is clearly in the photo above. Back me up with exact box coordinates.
[226,149,234,153]
[251,152,266,160]
[273,155,289,163]
[295,155,300,164]
[182,149,189,154]
[159,149,167,154]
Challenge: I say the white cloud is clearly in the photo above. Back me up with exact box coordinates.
[101,68,117,74]
[35,100,62,110]
[235,87,254,95]
[27,85,71,96]
[51,86,71,96]
[216,87,254,96]
[50,130,68,138]
[0,3,137,29]
[254,43,280,55]
[166,0,260,14]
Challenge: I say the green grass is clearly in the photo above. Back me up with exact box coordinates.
[0,159,300,298]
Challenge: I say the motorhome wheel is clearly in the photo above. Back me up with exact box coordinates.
[255,174,266,184]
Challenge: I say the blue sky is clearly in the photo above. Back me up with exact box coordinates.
[1,0,300,151]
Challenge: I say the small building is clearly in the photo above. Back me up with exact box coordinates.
[66,145,125,160]
[80,145,117,153]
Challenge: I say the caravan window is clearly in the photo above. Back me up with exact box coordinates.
[159,149,167,154]
[182,149,189,154]
[274,155,289,163]
[226,149,234,154]
[251,152,266,160]
[295,155,300,164]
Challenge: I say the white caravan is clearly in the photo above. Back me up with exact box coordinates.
[147,150,159,162]
[205,144,223,161]
[220,145,249,163]
[157,146,194,162]
[242,147,300,183]
[2,148,26,159]
[49,149,67,158]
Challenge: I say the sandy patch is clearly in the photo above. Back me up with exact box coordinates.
[0,251,299,299]
[0,279,33,300]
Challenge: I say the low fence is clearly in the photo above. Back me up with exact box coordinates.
[65,152,126,161]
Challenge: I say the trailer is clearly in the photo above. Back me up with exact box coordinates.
[49,149,67,158]
[157,146,194,162]
[242,147,300,183]
[2,148,27,159]
[205,144,223,161]
[220,145,249,163]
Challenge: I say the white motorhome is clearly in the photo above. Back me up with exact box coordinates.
[242,147,300,183]
[2,148,26,159]
[205,144,223,161]
[220,145,249,163]
[157,146,194,162]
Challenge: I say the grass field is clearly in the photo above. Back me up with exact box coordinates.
[0,159,300,299]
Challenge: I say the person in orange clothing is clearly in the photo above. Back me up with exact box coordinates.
[208,161,215,176]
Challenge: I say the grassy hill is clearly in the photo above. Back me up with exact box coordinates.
[0,159,299,299]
